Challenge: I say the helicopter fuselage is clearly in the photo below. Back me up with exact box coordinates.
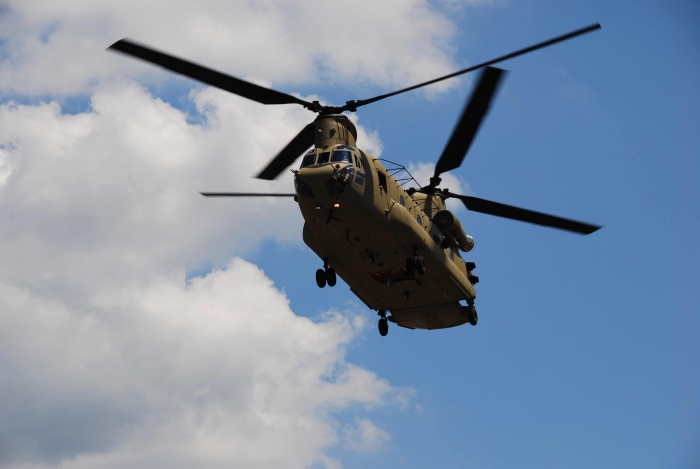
[294,116,477,330]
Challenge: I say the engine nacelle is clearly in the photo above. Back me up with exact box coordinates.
[432,210,475,252]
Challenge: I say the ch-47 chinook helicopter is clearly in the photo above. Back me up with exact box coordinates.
[109,24,603,336]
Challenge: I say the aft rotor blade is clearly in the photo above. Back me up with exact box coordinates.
[201,193,295,197]
[108,39,311,107]
[446,192,601,235]
[434,67,505,178]
[256,122,316,180]
[350,24,600,110]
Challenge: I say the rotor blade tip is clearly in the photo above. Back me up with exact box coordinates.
[108,38,128,48]
[584,225,603,235]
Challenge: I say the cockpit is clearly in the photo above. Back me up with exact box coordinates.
[300,150,316,168]
[295,144,366,198]
[300,145,357,168]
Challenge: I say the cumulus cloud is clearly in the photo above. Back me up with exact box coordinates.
[342,418,392,454]
[0,147,11,185]
[0,1,498,466]
[0,259,398,468]
[0,83,316,295]
[0,0,467,97]
[0,84,408,467]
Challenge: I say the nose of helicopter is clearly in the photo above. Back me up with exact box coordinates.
[296,163,340,183]
[295,163,355,199]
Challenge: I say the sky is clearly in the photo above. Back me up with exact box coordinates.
[0,1,697,468]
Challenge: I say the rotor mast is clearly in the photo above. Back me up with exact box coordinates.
[314,115,358,149]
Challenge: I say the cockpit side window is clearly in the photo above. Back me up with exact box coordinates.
[377,171,388,193]
[317,152,331,164]
[300,151,316,168]
[331,150,352,163]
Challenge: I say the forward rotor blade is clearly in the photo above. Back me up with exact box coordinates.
[256,122,316,180]
[350,24,600,110]
[434,67,505,179]
[445,192,601,235]
[201,193,295,197]
[108,39,311,107]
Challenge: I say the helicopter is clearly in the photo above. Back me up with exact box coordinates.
[108,24,602,336]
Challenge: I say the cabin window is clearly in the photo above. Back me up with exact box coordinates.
[416,214,422,226]
[399,195,405,206]
[300,151,316,168]
[317,152,331,164]
[377,171,387,193]
[449,250,455,261]
[331,150,352,163]
[354,171,365,187]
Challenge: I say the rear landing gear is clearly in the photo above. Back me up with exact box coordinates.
[315,269,326,288]
[378,310,389,336]
[464,301,478,326]
[316,259,337,288]
[415,256,426,275]
[325,267,336,287]
[405,254,426,277]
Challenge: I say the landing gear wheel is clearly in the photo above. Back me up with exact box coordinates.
[315,269,326,288]
[405,257,416,276]
[467,306,478,326]
[378,318,389,336]
[325,267,337,287]
[415,256,426,276]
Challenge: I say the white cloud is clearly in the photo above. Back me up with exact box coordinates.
[0,0,469,97]
[0,1,501,466]
[0,83,316,295]
[0,259,398,468]
[0,85,407,467]
[342,418,392,454]
[0,147,11,185]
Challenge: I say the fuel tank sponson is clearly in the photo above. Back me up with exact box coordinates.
[432,210,474,252]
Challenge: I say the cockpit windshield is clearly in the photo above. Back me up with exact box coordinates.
[300,151,316,168]
[300,149,347,167]
[331,150,352,163]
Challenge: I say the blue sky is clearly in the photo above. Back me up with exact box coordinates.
[0,1,697,468]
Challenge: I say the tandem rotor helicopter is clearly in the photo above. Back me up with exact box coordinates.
[109,24,603,336]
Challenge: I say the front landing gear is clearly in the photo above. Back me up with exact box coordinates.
[378,310,389,336]
[315,259,337,288]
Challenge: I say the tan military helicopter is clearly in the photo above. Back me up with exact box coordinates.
[109,24,602,336]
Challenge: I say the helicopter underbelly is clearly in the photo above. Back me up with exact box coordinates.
[299,184,476,330]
